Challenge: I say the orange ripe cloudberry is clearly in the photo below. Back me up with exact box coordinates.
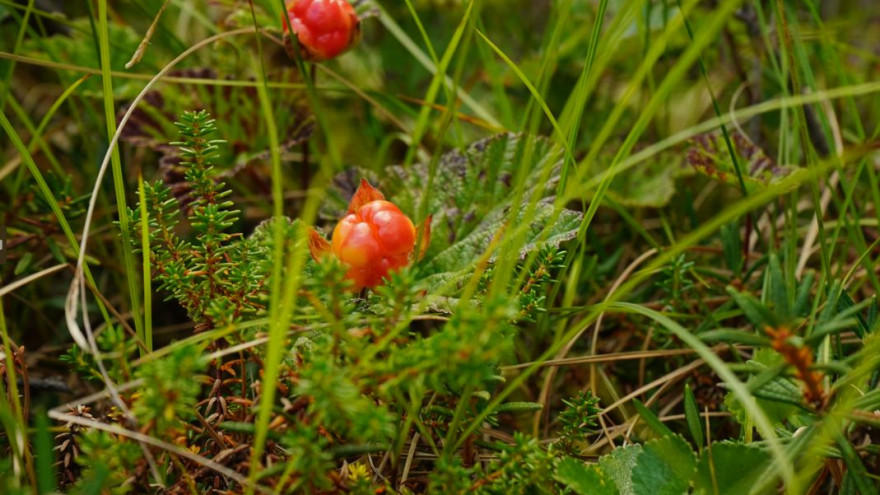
[282,0,361,62]
[310,180,431,290]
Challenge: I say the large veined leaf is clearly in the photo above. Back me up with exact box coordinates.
[686,132,795,193]
[630,435,697,495]
[725,348,799,427]
[555,457,618,495]
[598,444,643,495]
[424,196,582,275]
[579,148,691,209]
[750,373,804,406]
[606,156,684,208]
[386,133,564,253]
[692,442,773,495]
[396,134,581,288]
[324,133,584,293]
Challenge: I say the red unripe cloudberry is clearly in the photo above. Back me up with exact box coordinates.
[310,180,431,290]
[282,0,360,61]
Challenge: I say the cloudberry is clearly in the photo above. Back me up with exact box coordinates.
[282,0,361,61]
[310,180,431,290]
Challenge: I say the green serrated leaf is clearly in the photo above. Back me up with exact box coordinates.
[599,444,643,495]
[693,442,772,495]
[687,132,794,193]
[387,133,555,248]
[749,372,804,407]
[425,199,581,276]
[631,435,697,495]
[725,349,798,426]
[555,457,618,495]
[604,156,684,208]
[372,133,582,290]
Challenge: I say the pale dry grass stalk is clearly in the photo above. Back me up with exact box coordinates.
[796,95,845,278]
[0,263,67,298]
[532,248,659,436]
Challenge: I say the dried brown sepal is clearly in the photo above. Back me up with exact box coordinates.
[308,228,332,261]
[764,325,825,405]
[347,178,385,214]
[416,214,432,261]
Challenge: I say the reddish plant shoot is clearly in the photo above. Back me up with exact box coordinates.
[282,0,361,61]
[310,180,431,290]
